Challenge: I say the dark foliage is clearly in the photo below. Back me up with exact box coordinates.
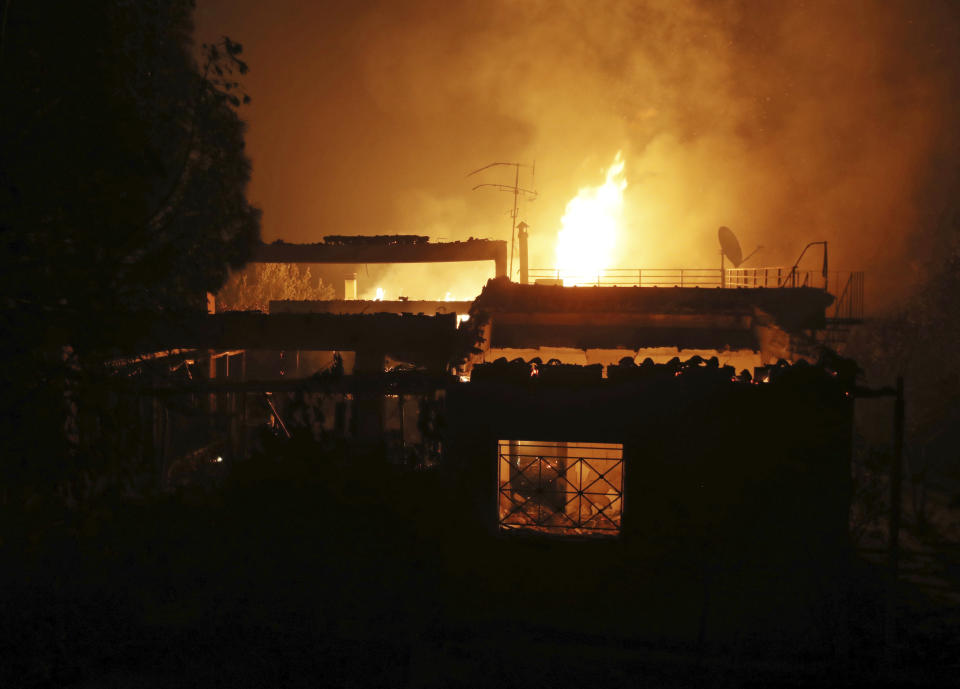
[0,0,260,493]
[0,0,260,317]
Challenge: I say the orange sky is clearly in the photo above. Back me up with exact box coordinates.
[196,0,960,308]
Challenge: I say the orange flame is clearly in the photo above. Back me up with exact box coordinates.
[555,153,627,286]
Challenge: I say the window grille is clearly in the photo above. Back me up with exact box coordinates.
[498,440,624,536]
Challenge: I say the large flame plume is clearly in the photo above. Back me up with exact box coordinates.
[555,153,627,286]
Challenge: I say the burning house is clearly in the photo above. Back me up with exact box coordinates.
[117,228,864,516]
[98,228,867,653]
[464,275,838,370]
[173,232,857,543]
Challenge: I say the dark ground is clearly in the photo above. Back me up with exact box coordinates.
[2,445,958,689]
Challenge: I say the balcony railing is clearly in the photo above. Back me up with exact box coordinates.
[527,267,865,321]
[726,268,864,322]
[529,268,722,288]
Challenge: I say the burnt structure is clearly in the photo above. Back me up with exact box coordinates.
[449,354,851,538]
[439,356,856,652]
[116,233,861,551]
[252,237,508,278]
[469,277,833,359]
[120,262,855,484]
[97,253,865,660]
[80,226,873,665]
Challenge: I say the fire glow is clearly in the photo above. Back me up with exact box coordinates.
[555,153,627,286]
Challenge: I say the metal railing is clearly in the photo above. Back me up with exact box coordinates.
[529,268,723,288]
[830,271,864,322]
[725,267,852,290]
[726,268,864,321]
[725,267,792,288]
[528,267,865,321]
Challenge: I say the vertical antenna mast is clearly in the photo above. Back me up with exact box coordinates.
[468,162,537,280]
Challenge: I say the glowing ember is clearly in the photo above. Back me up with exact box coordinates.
[444,291,453,301]
[374,287,384,301]
[555,152,627,286]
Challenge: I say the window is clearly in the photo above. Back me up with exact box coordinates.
[498,440,624,536]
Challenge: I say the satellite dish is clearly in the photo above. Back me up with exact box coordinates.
[718,226,743,267]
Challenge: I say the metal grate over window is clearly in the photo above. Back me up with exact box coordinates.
[498,441,624,536]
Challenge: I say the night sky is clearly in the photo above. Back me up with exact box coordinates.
[196,0,960,308]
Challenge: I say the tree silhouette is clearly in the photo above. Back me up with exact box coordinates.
[0,0,261,493]
[216,264,336,312]
[0,1,260,321]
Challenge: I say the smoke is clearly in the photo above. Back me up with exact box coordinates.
[197,0,960,309]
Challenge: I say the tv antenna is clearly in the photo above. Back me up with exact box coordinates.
[468,162,537,280]
[718,226,762,287]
